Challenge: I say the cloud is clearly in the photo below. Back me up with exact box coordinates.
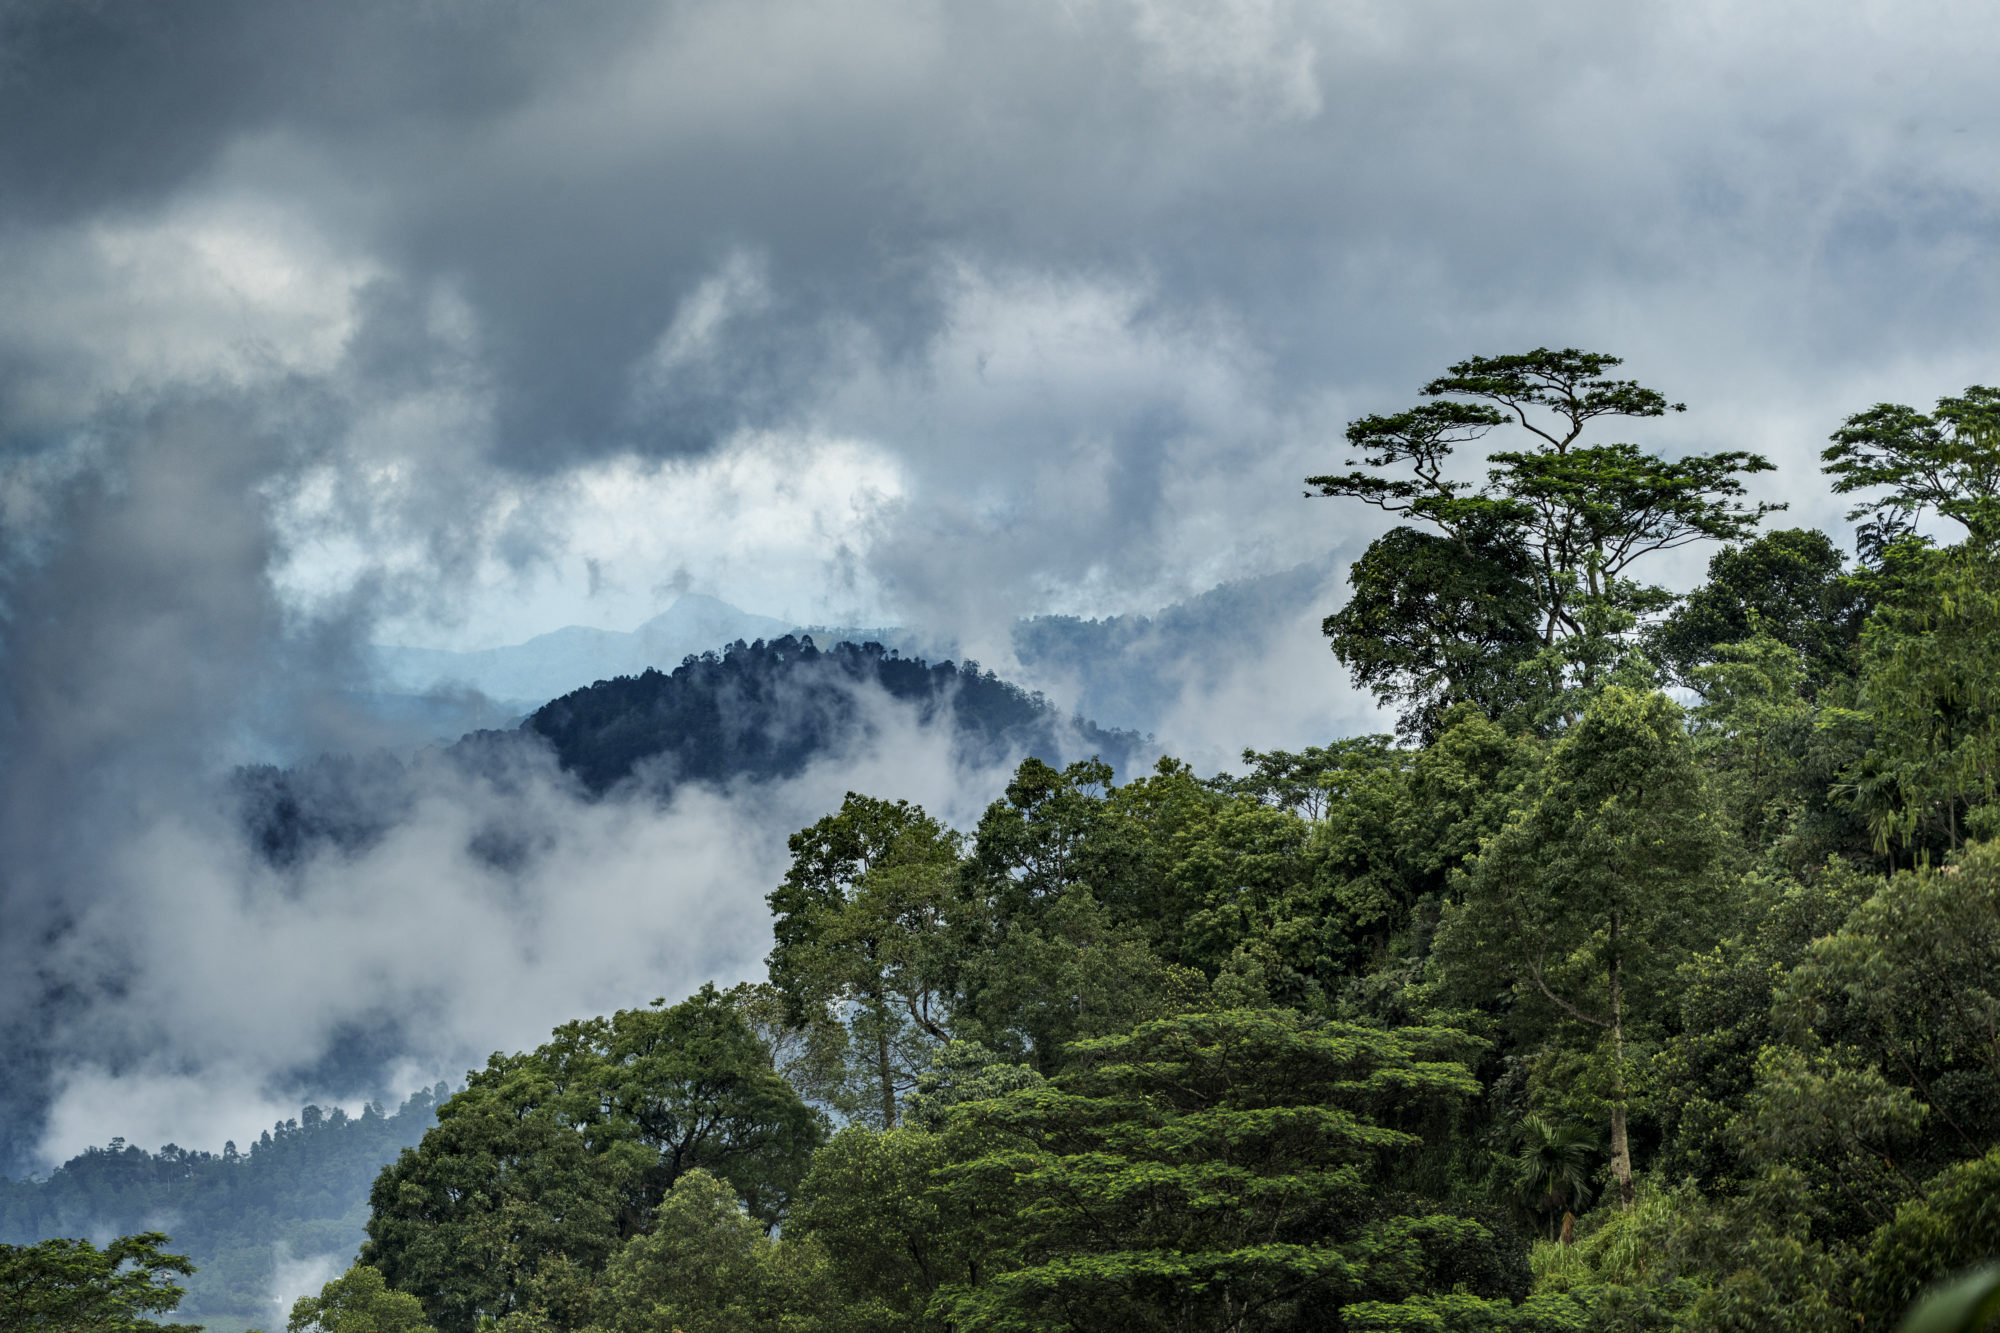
[31,682,1028,1166]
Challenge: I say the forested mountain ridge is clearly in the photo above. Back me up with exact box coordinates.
[0,1088,443,1332]
[519,635,1142,795]
[238,636,1143,867]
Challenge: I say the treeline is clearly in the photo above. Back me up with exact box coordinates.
[0,1087,442,1330]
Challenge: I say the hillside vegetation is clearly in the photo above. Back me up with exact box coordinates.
[15,351,2000,1333]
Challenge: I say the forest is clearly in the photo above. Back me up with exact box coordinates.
[11,349,2000,1333]
[0,1089,443,1329]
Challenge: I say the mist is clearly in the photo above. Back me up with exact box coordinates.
[29,679,1048,1167]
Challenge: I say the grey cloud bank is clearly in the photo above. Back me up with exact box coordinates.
[0,0,1995,1170]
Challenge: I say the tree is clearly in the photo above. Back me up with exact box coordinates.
[1823,385,2000,548]
[1310,348,1780,727]
[592,1169,829,1333]
[1317,525,1544,740]
[1649,527,1862,693]
[1511,1115,1598,1240]
[928,1008,1556,1332]
[363,987,821,1333]
[1844,544,2000,858]
[768,795,963,1127]
[953,759,1204,1072]
[0,1232,198,1333]
[289,1264,434,1333]
[787,1127,984,1332]
[1779,843,2000,1164]
[1856,1150,2000,1330]
[1435,687,1725,1206]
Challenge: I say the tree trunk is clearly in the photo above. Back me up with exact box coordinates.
[876,1005,898,1128]
[1608,948,1634,1209]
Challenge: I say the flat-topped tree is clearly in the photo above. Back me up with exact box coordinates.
[1310,348,1782,733]
[1823,385,2000,553]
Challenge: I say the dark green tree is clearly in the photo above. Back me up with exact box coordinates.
[1649,528,1862,693]
[1823,385,2000,548]
[1844,544,2000,858]
[1318,524,1545,740]
[362,987,820,1333]
[953,759,1203,1072]
[1511,1115,1598,1239]
[927,1008,1556,1332]
[0,1232,198,1333]
[1436,687,1724,1207]
[768,794,964,1127]
[1310,348,1780,728]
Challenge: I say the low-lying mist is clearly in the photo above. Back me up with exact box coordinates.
[30,681,1055,1168]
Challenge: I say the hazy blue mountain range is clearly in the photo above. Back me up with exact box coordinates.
[365,560,1339,740]
[369,594,803,708]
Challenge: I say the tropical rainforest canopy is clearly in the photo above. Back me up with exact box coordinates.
[12,349,2000,1333]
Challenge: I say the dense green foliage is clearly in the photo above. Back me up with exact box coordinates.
[0,1232,198,1332]
[31,362,2000,1331]
[362,987,820,1333]
[0,1090,441,1332]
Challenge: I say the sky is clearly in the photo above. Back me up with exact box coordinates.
[0,0,1995,1172]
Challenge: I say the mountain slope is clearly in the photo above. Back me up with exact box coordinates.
[0,1090,444,1333]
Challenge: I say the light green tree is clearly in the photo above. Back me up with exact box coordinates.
[592,1169,829,1333]
[767,794,964,1127]
[0,1232,198,1333]
[289,1264,433,1333]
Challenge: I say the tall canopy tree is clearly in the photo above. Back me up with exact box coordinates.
[1436,687,1724,1207]
[768,794,964,1127]
[1823,385,2000,550]
[1309,348,1780,727]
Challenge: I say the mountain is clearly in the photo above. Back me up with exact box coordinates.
[364,561,1340,742]
[518,635,1141,795]
[369,594,797,707]
[1008,558,1340,735]
[242,636,1145,867]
